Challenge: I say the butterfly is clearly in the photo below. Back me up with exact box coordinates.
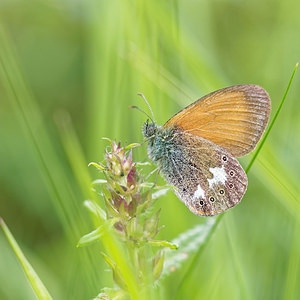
[141,84,271,216]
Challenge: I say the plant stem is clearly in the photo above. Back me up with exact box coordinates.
[246,62,298,173]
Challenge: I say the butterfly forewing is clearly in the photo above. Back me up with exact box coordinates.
[160,130,248,216]
[164,84,271,157]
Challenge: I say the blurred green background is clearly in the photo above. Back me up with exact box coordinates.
[0,0,300,299]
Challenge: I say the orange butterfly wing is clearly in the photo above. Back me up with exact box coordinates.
[163,84,271,157]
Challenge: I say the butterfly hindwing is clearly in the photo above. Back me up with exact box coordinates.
[158,129,248,216]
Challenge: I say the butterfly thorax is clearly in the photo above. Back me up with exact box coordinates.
[143,122,176,163]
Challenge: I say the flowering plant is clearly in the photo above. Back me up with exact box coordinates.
[78,139,176,299]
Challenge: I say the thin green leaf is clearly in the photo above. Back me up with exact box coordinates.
[84,200,106,220]
[89,162,106,171]
[148,239,178,250]
[101,252,116,269]
[153,250,165,281]
[102,137,113,144]
[246,62,298,173]
[101,253,128,291]
[124,143,140,150]
[77,218,118,247]
[0,218,53,300]
[77,227,104,247]
[135,191,152,215]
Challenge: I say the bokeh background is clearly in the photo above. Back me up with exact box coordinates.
[1,0,300,299]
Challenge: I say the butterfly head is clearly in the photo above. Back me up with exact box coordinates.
[142,119,160,139]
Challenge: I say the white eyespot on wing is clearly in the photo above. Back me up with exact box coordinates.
[193,184,205,199]
[208,166,228,188]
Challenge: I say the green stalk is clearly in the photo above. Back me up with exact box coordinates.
[246,62,298,173]
[0,218,53,300]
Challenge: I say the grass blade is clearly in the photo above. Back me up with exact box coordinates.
[0,218,53,300]
[246,62,298,173]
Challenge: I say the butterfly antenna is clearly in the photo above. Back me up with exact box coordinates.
[137,93,156,123]
[129,105,154,123]
[130,134,156,149]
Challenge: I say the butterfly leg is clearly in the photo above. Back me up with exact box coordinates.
[152,167,162,188]
[145,166,161,181]
[130,135,157,149]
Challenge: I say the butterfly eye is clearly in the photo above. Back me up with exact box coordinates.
[199,200,204,206]
[229,170,235,177]
[229,183,234,189]
[222,155,227,162]
[219,189,224,195]
[209,197,215,202]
